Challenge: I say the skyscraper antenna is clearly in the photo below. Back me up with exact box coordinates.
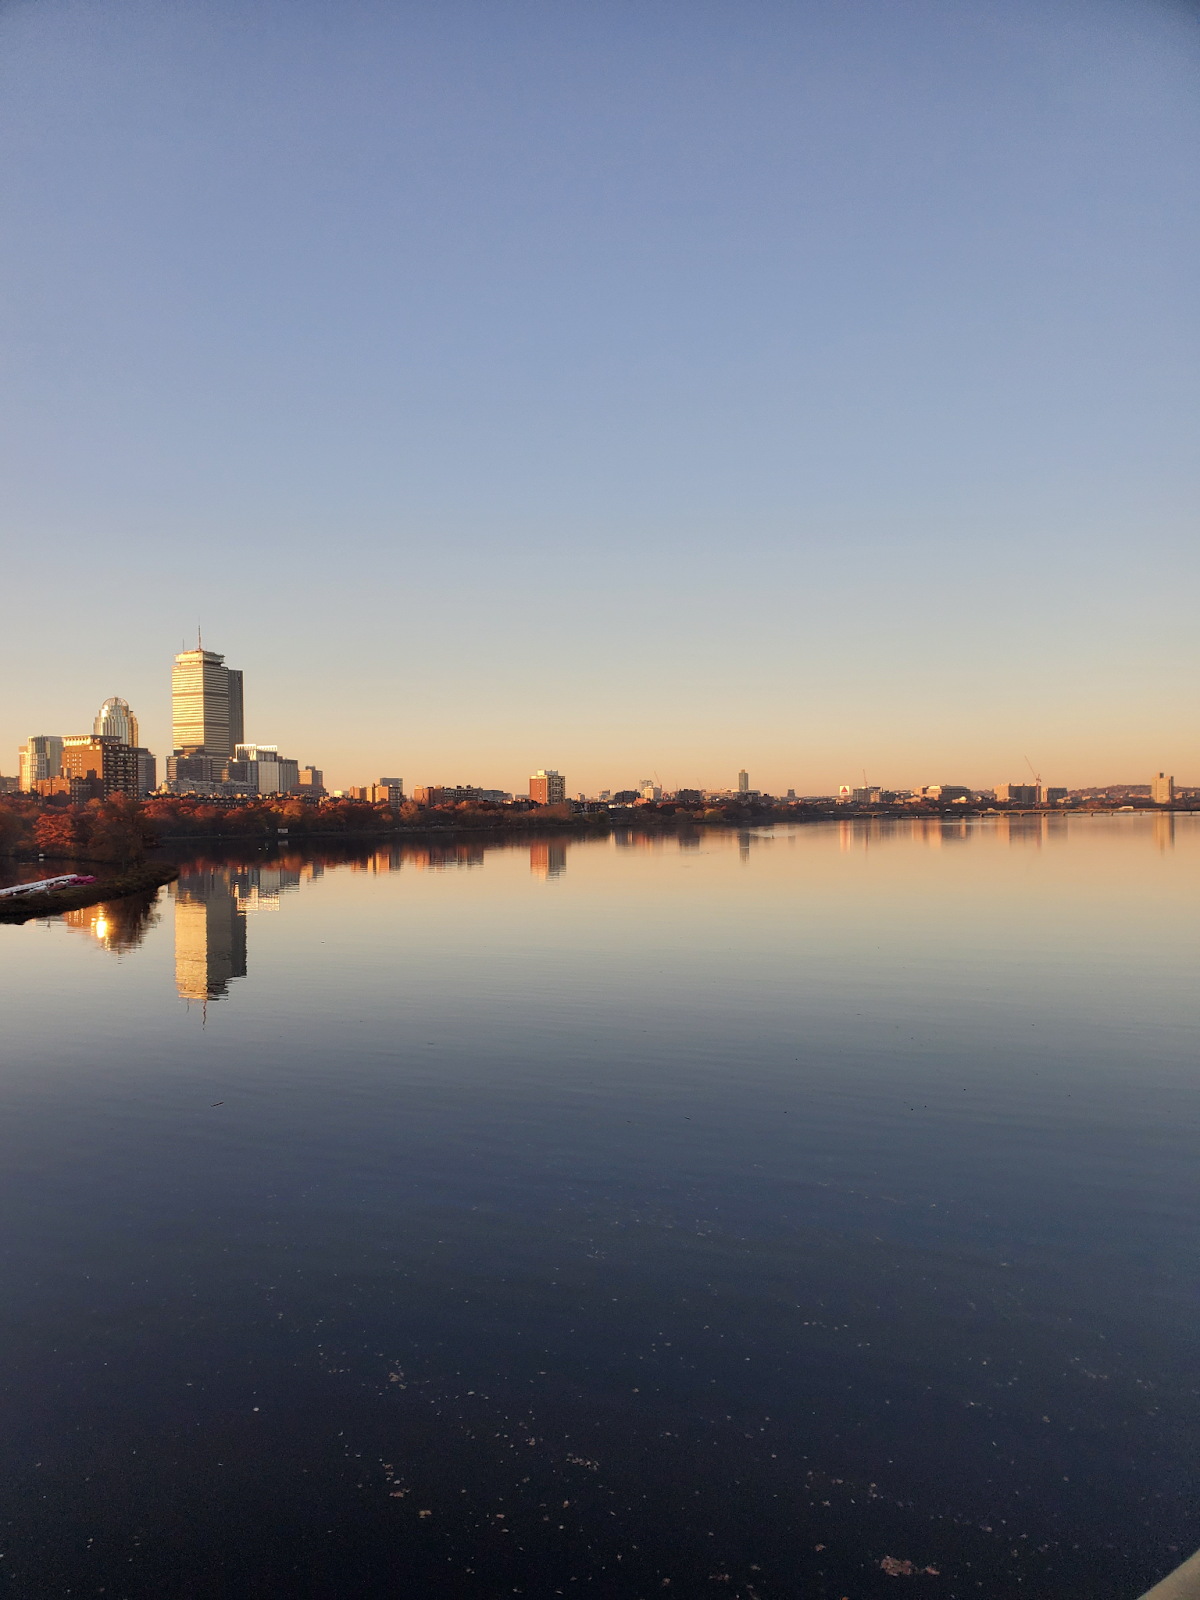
[198,622,202,649]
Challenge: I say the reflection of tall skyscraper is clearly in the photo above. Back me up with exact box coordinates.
[530,841,567,879]
[172,648,244,757]
[173,869,248,1002]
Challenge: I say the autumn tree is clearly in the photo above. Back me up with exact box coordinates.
[85,795,146,865]
[0,804,30,857]
[34,806,90,859]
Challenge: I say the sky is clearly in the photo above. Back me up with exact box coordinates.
[0,0,1196,795]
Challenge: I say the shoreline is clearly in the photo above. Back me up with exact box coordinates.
[143,803,1197,848]
[1,804,1192,880]
[0,863,180,925]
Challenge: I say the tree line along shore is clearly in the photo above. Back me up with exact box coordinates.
[0,792,826,865]
[1,790,1186,873]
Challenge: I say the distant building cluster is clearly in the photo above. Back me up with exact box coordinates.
[17,698,157,802]
[826,777,1172,810]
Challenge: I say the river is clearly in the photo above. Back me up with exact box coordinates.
[1,814,1196,1598]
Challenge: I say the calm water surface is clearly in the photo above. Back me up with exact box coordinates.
[1,815,1197,1599]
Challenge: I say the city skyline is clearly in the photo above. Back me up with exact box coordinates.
[1,1,1196,794]
[9,639,1192,799]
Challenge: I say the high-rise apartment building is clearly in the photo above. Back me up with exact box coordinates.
[172,648,244,758]
[61,736,139,799]
[530,769,566,805]
[738,769,749,794]
[94,697,139,748]
[19,735,63,791]
[1151,772,1175,805]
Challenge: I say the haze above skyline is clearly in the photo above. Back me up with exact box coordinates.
[1,0,1196,793]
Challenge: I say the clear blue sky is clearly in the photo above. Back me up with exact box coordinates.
[1,0,1196,793]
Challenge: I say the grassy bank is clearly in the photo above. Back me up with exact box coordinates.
[0,863,180,925]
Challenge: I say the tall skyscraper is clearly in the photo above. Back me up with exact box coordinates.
[172,647,244,757]
[94,696,139,748]
[738,769,749,794]
[1151,772,1175,805]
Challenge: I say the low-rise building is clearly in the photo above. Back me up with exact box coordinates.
[995,783,1039,805]
[37,774,106,803]
[233,745,300,796]
[414,784,489,807]
[168,753,220,786]
[923,784,973,803]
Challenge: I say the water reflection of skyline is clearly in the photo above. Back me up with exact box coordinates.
[54,815,1190,992]
[530,841,567,879]
[168,845,495,1007]
[173,869,249,1003]
[63,891,161,954]
[172,863,308,1002]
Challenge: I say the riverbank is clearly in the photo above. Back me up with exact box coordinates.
[0,863,180,924]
